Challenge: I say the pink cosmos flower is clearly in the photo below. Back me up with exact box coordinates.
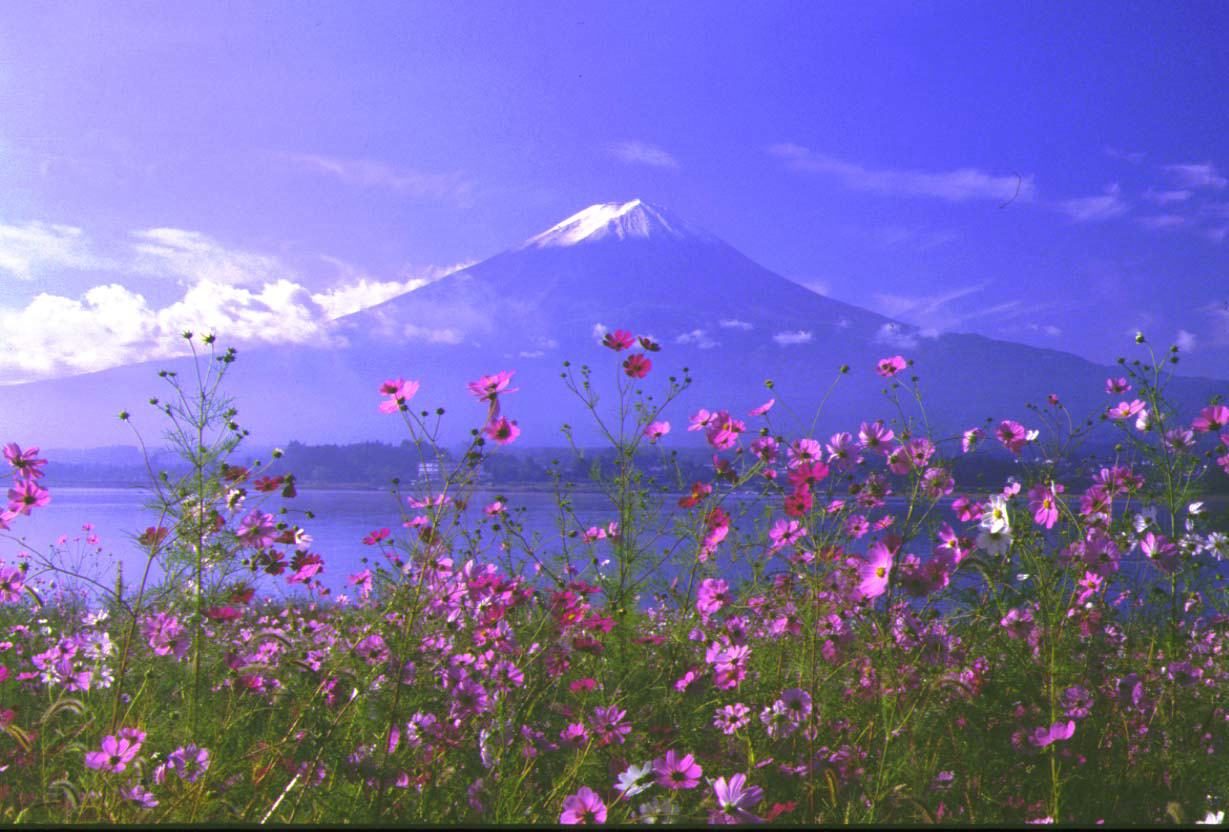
[788,437,824,468]
[689,409,716,431]
[714,703,752,735]
[654,750,703,789]
[1107,400,1145,420]
[362,527,391,545]
[750,436,779,462]
[467,370,518,403]
[1193,404,1229,434]
[961,427,985,453]
[876,355,907,378]
[858,539,895,600]
[559,722,588,748]
[643,421,670,442]
[560,787,607,824]
[1140,531,1179,573]
[236,509,277,548]
[787,461,828,488]
[623,353,651,378]
[483,501,504,516]
[696,578,730,615]
[705,412,745,450]
[3,443,46,480]
[592,705,631,746]
[1029,720,1075,748]
[995,420,1029,456]
[1028,483,1063,530]
[483,417,520,445]
[166,744,210,782]
[601,329,636,351]
[1105,377,1131,394]
[0,566,25,603]
[750,398,775,416]
[678,481,712,508]
[377,378,419,413]
[857,421,894,454]
[711,772,765,824]
[783,486,812,517]
[85,734,141,772]
[768,518,806,550]
[826,432,861,470]
[7,480,49,515]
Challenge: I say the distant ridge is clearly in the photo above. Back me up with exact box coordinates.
[1,199,1225,449]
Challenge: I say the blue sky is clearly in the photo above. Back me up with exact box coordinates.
[1,0,1227,383]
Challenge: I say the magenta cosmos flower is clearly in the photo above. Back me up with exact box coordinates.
[711,772,764,823]
[654,750,703,789]
[377,378,419,413]
[467,370,518,403]
[995,420,1029,456]
[483,417,520,445]
[623,353,652,378]
[3,443,46,480]
[876,355,907,378]
[560,787,607,824]
[7,479,50,515]
[601,329,636,351]
[85,734,141,772]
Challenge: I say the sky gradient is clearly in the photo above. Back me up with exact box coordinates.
[2,1,1227,383]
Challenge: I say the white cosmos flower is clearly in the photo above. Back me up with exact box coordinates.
[981,495,1011,534]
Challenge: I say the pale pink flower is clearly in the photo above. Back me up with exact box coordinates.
[643,421,670,442]
[750,398,775,416]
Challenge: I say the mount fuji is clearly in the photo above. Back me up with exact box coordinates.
[5,200,1225,450]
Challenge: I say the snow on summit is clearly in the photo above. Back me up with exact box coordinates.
[522,199,716,248]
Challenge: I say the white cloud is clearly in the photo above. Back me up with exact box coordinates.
[1104,146,1146,164]
[609,141,679,170]
[1176,329,1198,353]
[0,221,474,382]
[1136,214,1189,231]
[1164,162,1228,190]
[872,283,987,329]
[1057,183,1129,222]
[1143,189,1193,204]
[873,323,918,350]
[402,323,463,344]
[130,228,288,287]
[772,330,813,346]
[718,318,753,330]
[0,278,340,383]
[591,323,608,343]
[792,277,830,295]
[0,221,113,279]
[767,143,1035,203]
[518,350,545,358]
[280,152,472,200]
[1025,322,1063,337]
[310,259,468,319]
[676,329,719,349]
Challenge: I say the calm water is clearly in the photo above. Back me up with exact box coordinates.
[7,487,1216,608]
[4,486,772,600]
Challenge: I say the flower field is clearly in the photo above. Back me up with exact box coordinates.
[2,331,1229,824]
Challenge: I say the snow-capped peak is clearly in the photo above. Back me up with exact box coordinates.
[521,199,716,248]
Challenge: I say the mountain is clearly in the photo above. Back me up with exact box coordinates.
[3,200,1226,454]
